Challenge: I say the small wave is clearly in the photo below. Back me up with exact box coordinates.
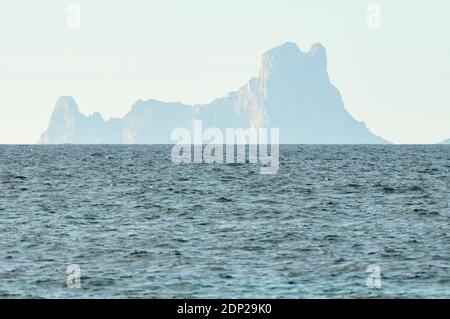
[382,186,396,193]
[253,199,279,205]
[408,186,424,192]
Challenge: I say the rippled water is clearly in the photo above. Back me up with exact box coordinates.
[0,145,449,298]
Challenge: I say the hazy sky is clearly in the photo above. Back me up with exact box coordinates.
[0,0,449,144]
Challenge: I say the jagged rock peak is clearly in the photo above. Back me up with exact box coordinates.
[52,96,80,115]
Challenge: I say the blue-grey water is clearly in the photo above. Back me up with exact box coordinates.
[0,145,449,298]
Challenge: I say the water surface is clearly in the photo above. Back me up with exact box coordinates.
[0,145,449,298]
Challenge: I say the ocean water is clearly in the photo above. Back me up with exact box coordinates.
[0,145,449,298]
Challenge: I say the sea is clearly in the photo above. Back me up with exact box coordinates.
[0,145,449,298]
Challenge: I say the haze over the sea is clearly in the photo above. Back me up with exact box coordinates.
[0,0,449,144]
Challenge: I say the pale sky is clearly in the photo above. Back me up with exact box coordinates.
[0,0,449,144]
